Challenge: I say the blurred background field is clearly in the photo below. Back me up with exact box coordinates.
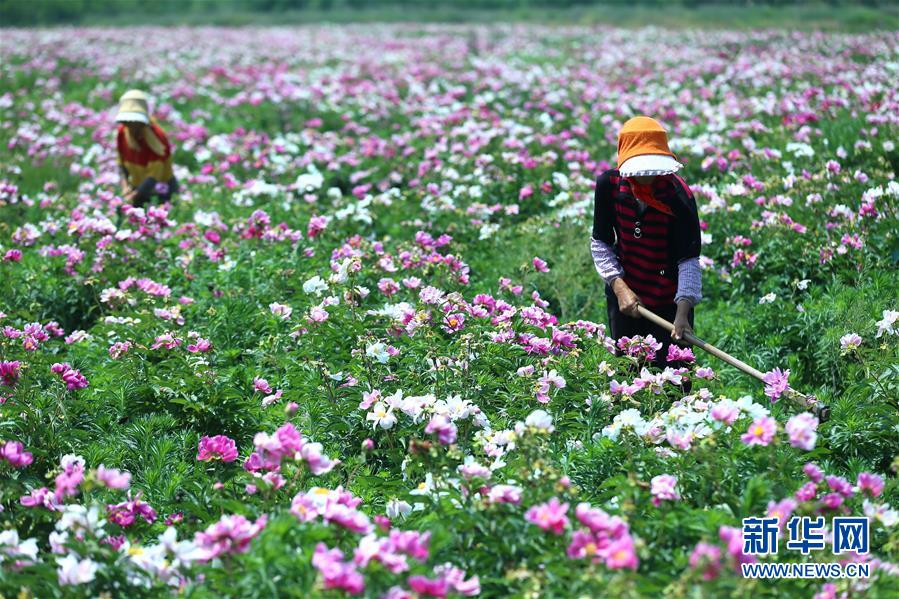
[1,0,898,31]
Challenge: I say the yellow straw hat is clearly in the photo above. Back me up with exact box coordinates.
[116,89,150,124]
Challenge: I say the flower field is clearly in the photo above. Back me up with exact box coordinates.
[1,24,899,598]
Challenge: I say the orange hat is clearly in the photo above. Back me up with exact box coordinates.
[616,116,683,176]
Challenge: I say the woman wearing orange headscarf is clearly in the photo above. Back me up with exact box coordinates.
[114,89,178,206]
[590,116,702,369]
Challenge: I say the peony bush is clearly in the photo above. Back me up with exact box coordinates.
[1,23,898,598]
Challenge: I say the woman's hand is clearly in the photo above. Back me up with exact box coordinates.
[672,300,694,343]
[612,278,641,317]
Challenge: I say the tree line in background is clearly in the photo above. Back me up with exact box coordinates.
[0,0,892,27]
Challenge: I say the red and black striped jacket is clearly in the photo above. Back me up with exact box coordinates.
[592,169,701,308]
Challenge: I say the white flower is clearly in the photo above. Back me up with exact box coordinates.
[303,275,328,296]
[56,505,105,537]
[57,553,98,585]
[735,395,769,420]
[864,500,898,528]
[617,408,645,429]
[366,402,397,430]
[796,279,810,290]
[524,409,554,433]
[296,167,324,193]
[875,309,899,338]
[759,292,777,304]
[365,341,390,364]
[0,530,39,562]
[601,421,622,441]
[409,473,435,496]
[386,498,413,519]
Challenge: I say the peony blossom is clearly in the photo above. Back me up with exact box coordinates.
[525,497,569,535]
[197,435,239,463]
[741,416,777,447]
[839,333,862,353]
[194,514,267,561]
[761,367,789,402]
[95,465,131,490]
[1,441,33,468]
[785,412,818,450]
[650,474,681,506]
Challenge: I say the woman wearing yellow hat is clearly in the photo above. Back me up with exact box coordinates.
[115,90,178,206]
[590,116,702,370]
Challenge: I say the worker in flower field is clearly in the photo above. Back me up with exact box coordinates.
[114,89,178,206]
[590,116,702,371]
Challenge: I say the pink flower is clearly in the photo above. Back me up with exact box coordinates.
[857,472,884,498]
[301,442,340,475]
[149,332,181,350]
[107,492,157,527]
[194,514,267,561]
[650,474,680,506]
[814,583,838,599]
[605,536,639,570]
[795,482,817,502]
[308,306,329,322]
[525,497,569,535]
[434,564,480,596]
[785,412,819,450]
[839,333,862,353]
[767,498,798,528]
[534,369,566,403]
[269,302,292,320]
[108,341,132,359]
[804,462,824,483]
[95,465,131,489]
[197,435,238,463]
[378,278,400,297]
[20,487,56,510]
[50,363,88,391]
[442,312,465,333]
[487,485,522,505]
[741,416,777,447]
[408,575,448,598]
[532,256,549,272]
[719,526,756,568]
[253,377,273,394]
[825,475,853,497]
[762,367,790,402]
[262,389,283,407]
[307,215,328,238]
[666,344,695,363]
[0,360,21,386]
[689,542,722,580]
[54,455,85,500]
[695,366,715,379]
[424,415,457,445]
[1,441,33,468]
[186,337,213,353]
[710,402,739,426]
[312,543,365,595]
[821,493,844,510]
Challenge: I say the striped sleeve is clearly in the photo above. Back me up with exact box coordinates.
[675,257,702,305]
[590,236,624,284]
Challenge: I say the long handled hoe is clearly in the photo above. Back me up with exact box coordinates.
[636,306,830,422]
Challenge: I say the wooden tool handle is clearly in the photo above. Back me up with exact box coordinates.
[635,305,767,382]
[632,305,826,418]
